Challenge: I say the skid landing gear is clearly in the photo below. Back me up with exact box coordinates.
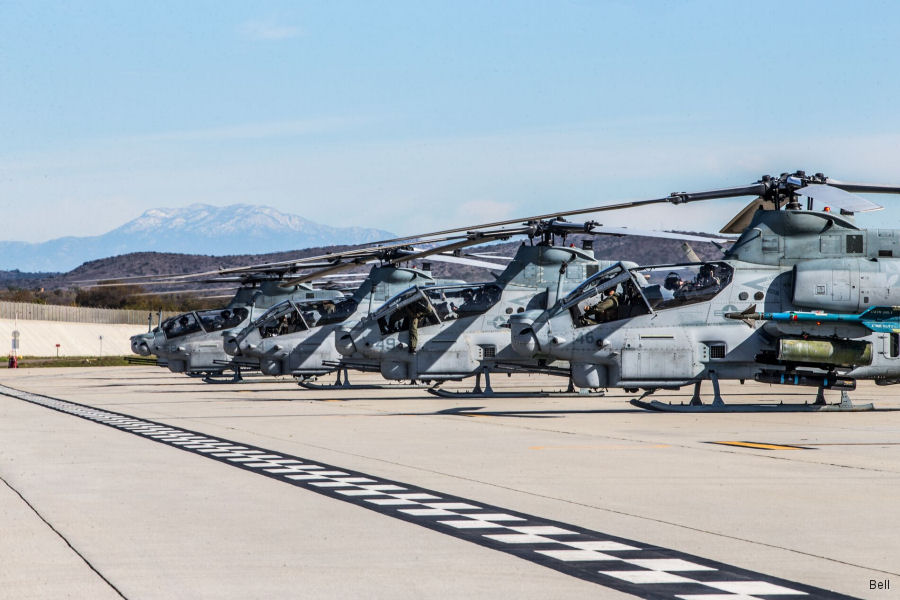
[427,368,605,399]
[297,367,430,390]
[630,373,874,412]
[202,367,243,384]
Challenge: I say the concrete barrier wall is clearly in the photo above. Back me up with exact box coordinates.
[0,301,177,326]
[0,318,147,357]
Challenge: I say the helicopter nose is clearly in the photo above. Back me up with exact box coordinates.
[131,334,152,356]
[335,333,356,357]
[223,336,240,356]
[510,313,543,357]
[511,325,539,357]
[335,322,361,357]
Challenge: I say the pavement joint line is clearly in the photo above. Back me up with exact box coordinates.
[0,473,129,600]
[0,383,861,600]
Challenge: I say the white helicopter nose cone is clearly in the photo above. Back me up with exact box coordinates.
[224,337,239,355]
[511,326,538,356]
[335,333,355,357]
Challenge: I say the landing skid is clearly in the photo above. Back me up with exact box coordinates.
[630,375,874,412]
[297,367,431,391]
[427,369,604,399]
[202,367,244,384]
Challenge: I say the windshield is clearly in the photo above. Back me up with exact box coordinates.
[298,297,359,327]
[196,307,250,333]
[633,262,733,310]
[450,283,502,317]
[377,295,440,335]
[372,283,500,335]
[163,312,202,339]
[568,274,650,328]
[256,301,308,338]
[560,263,629,307]
[563,261,733,328]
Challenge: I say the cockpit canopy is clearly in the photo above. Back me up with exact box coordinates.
[162,312,202,339]
[196,307,250,333]
[163,307,251,339]
[372,282,502,335]
[251,297,361,339]
[559,261,733,327]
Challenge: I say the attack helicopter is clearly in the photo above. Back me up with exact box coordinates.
[126,238,475,380]
[135,273,345,380]
[224,244,508,387]
[336,218,726,396]
[508,170,900,411]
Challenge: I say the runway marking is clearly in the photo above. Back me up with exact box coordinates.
[530,444,670,450]
[0,384,857,600]
[709,441,814,451]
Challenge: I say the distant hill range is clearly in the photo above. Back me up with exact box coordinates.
[0,204,395,272]
[3,233,728,292]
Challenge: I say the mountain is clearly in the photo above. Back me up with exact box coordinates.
[0,204,395,272]
[24,232,725,292]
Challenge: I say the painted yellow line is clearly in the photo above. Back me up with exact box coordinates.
[710,441,811,451]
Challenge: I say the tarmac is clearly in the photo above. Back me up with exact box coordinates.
[0,366,897,599]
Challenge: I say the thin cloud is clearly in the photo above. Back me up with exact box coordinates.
[131,117,364,143]
[238,19,301,41]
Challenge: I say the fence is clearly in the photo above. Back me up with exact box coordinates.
[0,301,178,326]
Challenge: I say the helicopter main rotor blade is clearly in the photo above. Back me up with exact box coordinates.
[371,185,768,246]
[132,287,239,296]
[467,252,513,261]
[277,232,514,286]
[425,253,509,270]
[216,233,479,277]
[824,179,900,196]
[577,224,732,244]
[797,184,883,213]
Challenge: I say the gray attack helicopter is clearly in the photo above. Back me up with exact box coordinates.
[224,238,514,387]
[126,240,457,379]
[227,265,496,386]
[336,218,727,397]
[508,170,900,411]
[135,275,345,381]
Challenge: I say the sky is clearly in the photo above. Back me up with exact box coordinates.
[3,0,900,245]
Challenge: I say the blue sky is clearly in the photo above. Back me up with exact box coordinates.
[3,1,900,244]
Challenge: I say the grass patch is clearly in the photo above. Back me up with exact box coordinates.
[4,356,147,368]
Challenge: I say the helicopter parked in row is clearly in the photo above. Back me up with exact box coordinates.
[508,171,900,411]
[336,220,726,396]
[226,263,469,384]
[142,235,510,383]
[140,277,345,380]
